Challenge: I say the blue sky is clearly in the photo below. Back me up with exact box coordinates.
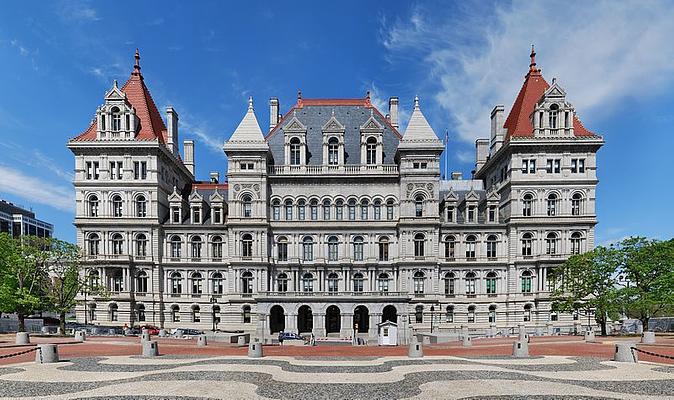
[1,0,673,244]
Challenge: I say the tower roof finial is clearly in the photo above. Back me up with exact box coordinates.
[414,95,420,110]
[132,48,142,76]
[248,96,254,111]
[529,44,537,72]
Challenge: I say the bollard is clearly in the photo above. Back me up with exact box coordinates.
[512,340,529,358]
[16,332,30,345]
[248,339,263,358]
[237,335,247,346]
[197,334,208,347]
[535,326,544,336]
[408,338,423,358]
[585,330,596,343]
[75,330,86,342]
[158,329,167,337]
[141,332,151,342]
[142,340,159,357]
[641,331,656,344]
[462,335,472,347]
[518,325,529,342]
[614,343,637,363]
[460,325,469,340]
[35,344,59,364]
[546,323,554,336]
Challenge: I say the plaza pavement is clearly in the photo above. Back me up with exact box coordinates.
[0,334,673,399]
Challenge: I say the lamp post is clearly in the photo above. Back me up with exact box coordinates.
[209,296,217,332]
[430,306,435,333]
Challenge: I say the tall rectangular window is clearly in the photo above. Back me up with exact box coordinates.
[109,161,123,180]
[446,206,454,222]
[571,158,585,173]
[133,161,147,179]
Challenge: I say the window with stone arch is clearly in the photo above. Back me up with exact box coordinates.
[328,137,339,165]
[87,233,100,256]
[413,271,425,294]
[485,271,497,295]
[109,303,119,321]
[547,193,558,216]
[465,235,477,258]
[171,305,180,322]
[211,272,224,294]
[352,272,364,292]
[191,272,203,295]
[242,194,252,218]
[302,236,314,261]
[467,305,476,323]
[415,305,424,323]
[571,192,583,216]
[277,273,288,293]
[524,304,532,322]
[327,236,339,261]
[111,106,122,131]
[444,235,456,258]
[283,199,293,220]
[323,199,331,220]
[414,195,424,217]
[111,194,123,217]
[192,305,201,323]
[136,270,148,294]
[377,272,389,292]
[241,271,253,294]
[373,199,382,220]
[446,305,454,322]
[136,195,147,217]
[360,198,369,220]
[571,232,583,254]
[170,272,182,294]
[465,272,476,295]
[353,236,364,261]
[522,193,534,216]
[272,199,281,221]
[486,235,498,258]
[190,236,202,260]
[289,137,301,165]
[327,272,339,293]
[277,236,288,261]
[88,194,99,217]
[365,136,377,165]
[413,233,425,258]
[488,305,497,323]
[521,270,533,293]
[521,233,534,256]
[242,305,251,323]
[241,234,253,258]
[170,235,182,258]
[545,232,558,255]
[111,233,124,255]
[211,236,223,260]
[302,272,314,292]
[378,236,389,261]
[444,272,455,295]
[135,233,147,257]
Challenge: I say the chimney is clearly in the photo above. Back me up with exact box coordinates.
[475,138,489,172]
[166,107,179,155]
[269,97,280,130]
[388,97,399,128]
[183,140,194,175]
[490,105,505,155]
[451,172,463,180]
[209,172,219,183]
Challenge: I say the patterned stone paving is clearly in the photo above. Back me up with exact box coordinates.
[0,355,673,400]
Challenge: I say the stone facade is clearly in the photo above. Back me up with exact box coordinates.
[69,49,603,341]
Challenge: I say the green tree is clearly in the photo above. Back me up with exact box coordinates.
[551,245,622,336]
[43,238,83,333]
[616,237,674,331]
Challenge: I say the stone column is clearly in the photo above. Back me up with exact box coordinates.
[313,312,326,337]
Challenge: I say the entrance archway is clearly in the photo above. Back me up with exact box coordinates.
[353,305,369,333]
[269,305,285,334]
[325,305,341,334]
[382,305,397,323]
[298,305,313,333]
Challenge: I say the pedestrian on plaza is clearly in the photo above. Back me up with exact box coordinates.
[278,331,284,346]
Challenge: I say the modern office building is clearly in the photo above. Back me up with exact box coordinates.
[0,199,53,238]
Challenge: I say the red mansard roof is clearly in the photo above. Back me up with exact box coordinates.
[504,48,594,140]
[72,50,168,143]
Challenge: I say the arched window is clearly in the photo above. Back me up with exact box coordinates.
[88,270,100,288]
[310,199,318,220]
[241,234,253,258]
[335,199,344,220]
[284,199,293,220]
[88,303,97,321]
[242,195,252,218]
[302,236,314,261]
[488,305,496,323]
[136,304,145,322]
[415,305,424,323]
[465,272,476,295]
[377,273,389,292]
[485,272,497,295]
[111,233,124,255]
[571,193,583,216]
[277,273,288,292]
[571,232,583,254]
[414,233,425,258]
[109,303,119,321]
[353,236,364,261]
[211,272,224,295]
[327,236,339,261]
[524,304,532,322]
[171,305,180,322]
[386,199,395,220]
[112,195,123,217]
[136,270,148,294]
[366,136,377,165]
[111,107,122,131]
[211,236,223,260]
[135,233,147,256]
[111,270,123,292]
[241,271,253,294]
[170,272,182,294]
[191,236,202,260]
[277,236,288,261]
[521,233,533,256]
[88,195,99,217]
[328,137,339,165]
[547,193,558,216]
[444,235,456,258]
[522,194,533,216]
[170,235,182,258]
[191,272,203,295]
[360,199,369,220]
[415,195,424,217]
[348,199,357,220]
[302,273,314,292]
[323,199,331,220]
[545,232,558,255]
[467,305,476,323]
[413,271,425,294]
[136,195,147,217]
[444,272,455,295]
[192,305,201,323]
[378,236,389,261]
[297,199,306,220]
[352,272,364,292]
[290,137,301,165]
[549,103,559,130]
[242,305,252,323]
[521,270,533,293]
[272,199,281,220]
[465,235,477,258]
[87,233,100,256]
[446,305,454,323]
[486,235,498,258]
[327,272,339,293]
[373,199,381,220]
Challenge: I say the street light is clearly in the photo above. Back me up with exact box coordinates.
[430,306,435,333]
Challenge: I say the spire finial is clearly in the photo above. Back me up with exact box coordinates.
[132,48,142,76]
[297,90,302,100]
[248,96,254,111]
[414,95,420,110]
[529,44,537,72]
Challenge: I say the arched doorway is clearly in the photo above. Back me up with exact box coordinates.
[269,305,285,334]
[297,305,313,333]
[325,305,341,334]
[382,305,397,324]
[353,305,369,333]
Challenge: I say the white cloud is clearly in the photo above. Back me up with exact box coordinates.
[455,150,473,163]
[381,1,674,142]
[0,143,73,183]
[366,81,410,131]
[57,0,100,22]
[0,165,74,212]
[179,115,226,156]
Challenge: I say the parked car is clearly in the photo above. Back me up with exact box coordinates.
[279,332,304,341]
[140,325,160,335]
[172,328,204,337]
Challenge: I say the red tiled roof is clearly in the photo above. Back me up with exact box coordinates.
[71,50,167,143]
[504,49,595,139]
[192,182,228,190]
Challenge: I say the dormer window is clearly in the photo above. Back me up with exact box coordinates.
[192,207,201,224]
[212,206,222,223]
[467,205,476,223]
[548,103,559,132]
[366,137,377,165]
[488,205,497,222]
[446,205,455,222]
[328,137,339,165]
[111,107,122,132]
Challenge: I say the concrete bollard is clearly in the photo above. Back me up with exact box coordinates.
[237,335,247,346]
[408,338,423,358]
[518,325,529,342]
[462,335,472,347]
[158,329,167,337]
[75,330,86,342]
[512,340,529,358]
[16,332,30,345]
[141,332,151,342]
[488,324,496,338]
[197,334,208,347]
[546,323,554,336]
[35,344,59,364]
[142,340,159,357]
[614,343,637,363]
[641,331,656,344]
[460,325,469,340]
[585,330,596,343]
[248,339,263,358]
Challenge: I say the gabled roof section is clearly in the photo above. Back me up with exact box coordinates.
[322,111,345,131]
[225,97,268,145]
[504,46,595,139]
[402,96,442,143]
[71,50,167,143]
